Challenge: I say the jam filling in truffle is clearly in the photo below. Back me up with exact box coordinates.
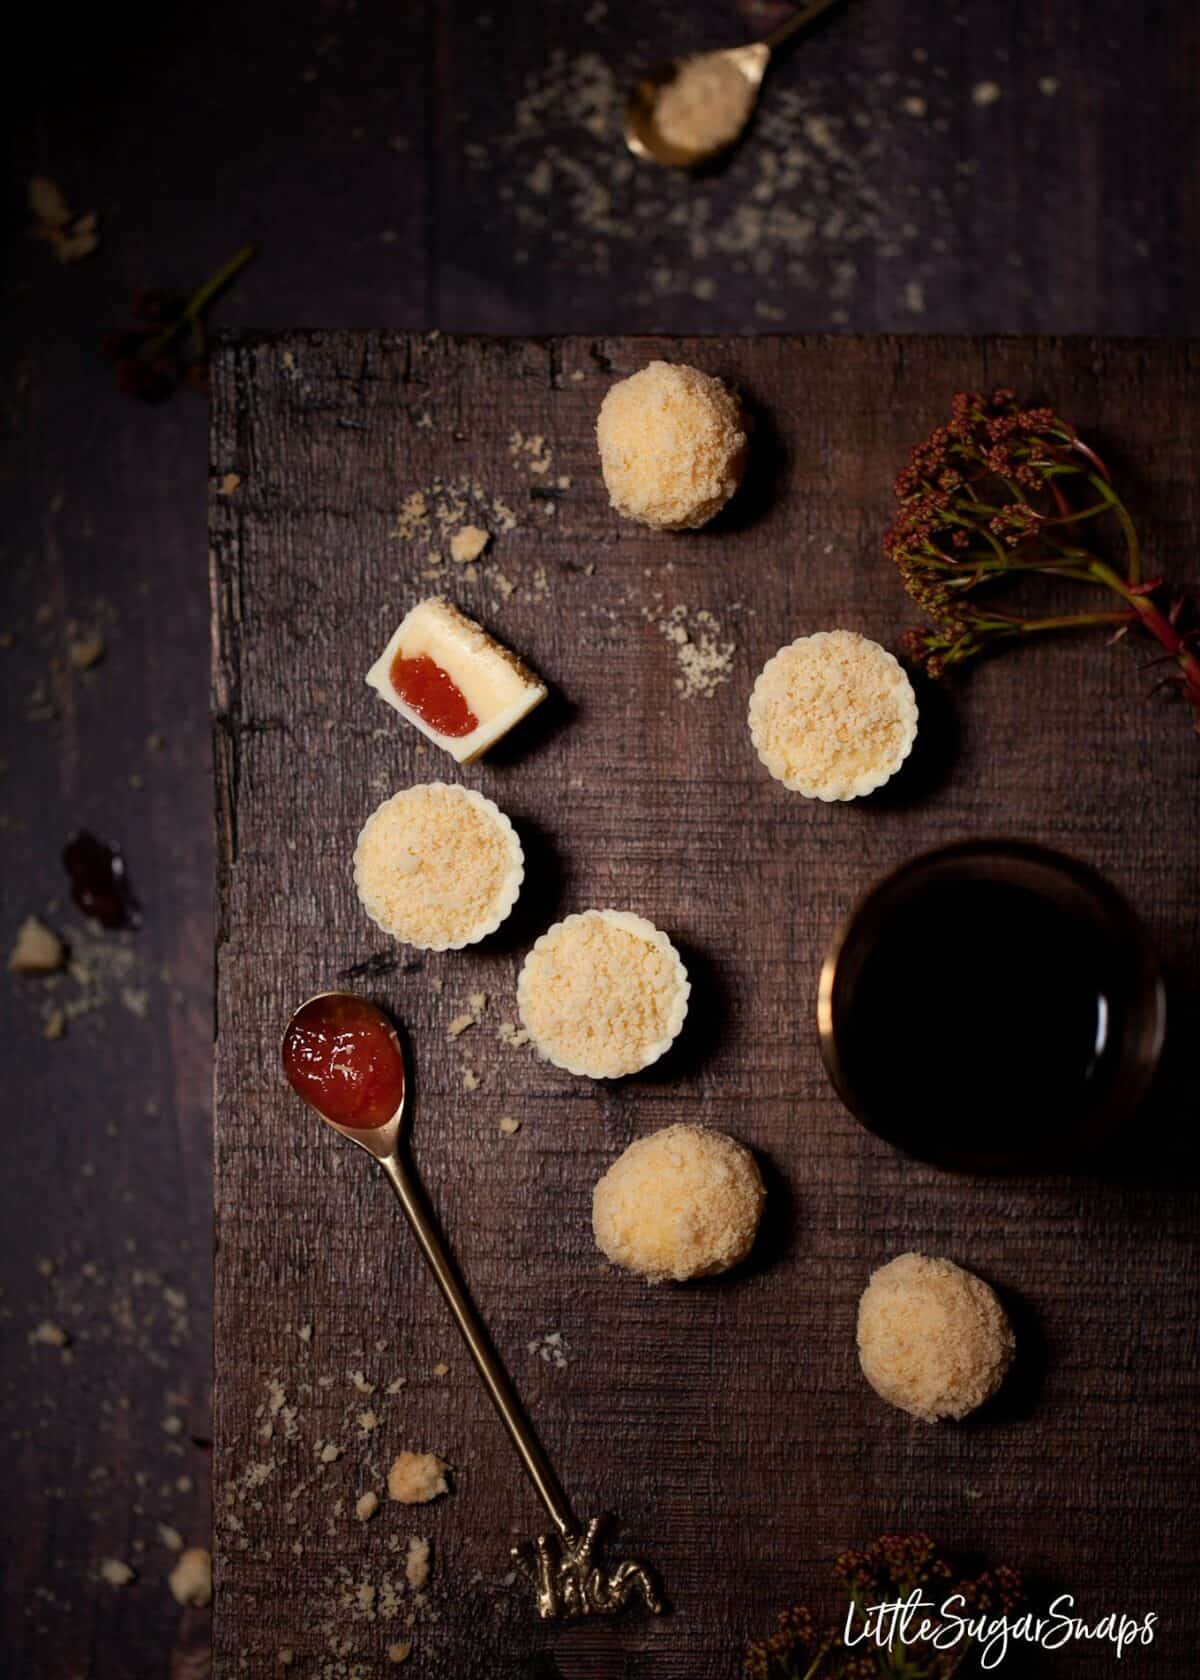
[389,651,478,739]
[282,994,405,1129]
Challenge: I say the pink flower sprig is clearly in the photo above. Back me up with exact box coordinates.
[743,1533,1024,1680]
[884,389,1200,730]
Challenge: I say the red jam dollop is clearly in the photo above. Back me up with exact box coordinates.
[390,650,478,738]
[282,994,406,1129]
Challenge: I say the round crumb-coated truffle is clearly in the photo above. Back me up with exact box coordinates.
[353,782,523,952]
[857,1252,1015,1422]
[593,1124,765,1283]
[517,909,689,1079]
[748,629,918,801]
[596,361,748,530]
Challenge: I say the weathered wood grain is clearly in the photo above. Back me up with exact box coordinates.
[210,333,1200,1679]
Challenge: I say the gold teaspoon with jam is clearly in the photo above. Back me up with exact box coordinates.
[281,990,664,1619]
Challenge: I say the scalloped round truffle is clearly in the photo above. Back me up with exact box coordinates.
[517,909,689,1079]
[748,629,918,800]
[857,1252,1015,1422]
[596,361,748,530]
[593,1124,764,1283]
[353,782,523,951]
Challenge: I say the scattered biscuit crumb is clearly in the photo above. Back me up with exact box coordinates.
[30,177,100,263]
[297,1323,313,1344]
[528,1330,569,1369]
[431,1361,449,1379]
[67,629,105,670]
[450,525,490,564]
[509,430,553,475]
[498,1116,521,1136]
[157,1524,183,1551]
[218,473,242,496]
[29,1320,70,1348]
[319,1442,342,1464]
[387,1453,448,1505]
[9,916,66,974]
[972,80,1002,107]
[447,1013,476,1039]
[461,1068,480,1091]
[168,1547,212,1608]
[641,601,735,699]
[355,1491,380,1521]
[497,1020,531,1049]
[99,1558,136,1587]
[404,1537,431,1590]
[349,1369,375,1395]
[358,1410,379,1434]
[387,1643,413,1665]
[44,1009,66,1040]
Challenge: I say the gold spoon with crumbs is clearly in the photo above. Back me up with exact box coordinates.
[281,990,665,1620]
[624,0,846,169]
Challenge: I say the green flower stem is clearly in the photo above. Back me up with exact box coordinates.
[142,242,258,361]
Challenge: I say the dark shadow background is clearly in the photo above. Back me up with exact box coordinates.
[2,0,1197,1672]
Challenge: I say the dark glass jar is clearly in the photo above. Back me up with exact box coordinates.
[817,840,1166,1171]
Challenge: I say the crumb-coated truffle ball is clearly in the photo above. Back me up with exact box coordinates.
[857,1252,1015,1422]
[596,361,748,530]
[592,1123,765,1283]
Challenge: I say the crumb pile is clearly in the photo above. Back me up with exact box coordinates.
[593,1124,764,1283]
[596,361,748,530]
[748,629,918,800]
[354,783,523,950]
[653,54,755,156]
[857,1252,1015,1422]
[517,909,689,1079]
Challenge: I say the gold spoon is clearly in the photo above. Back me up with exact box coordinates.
[281,990,664,1620]
[624,0,845,169]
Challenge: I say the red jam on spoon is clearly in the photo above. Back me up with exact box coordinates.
[282,994,406,1130]
[389,650,478,738]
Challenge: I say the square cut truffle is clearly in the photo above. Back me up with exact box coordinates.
[366,597,546,763]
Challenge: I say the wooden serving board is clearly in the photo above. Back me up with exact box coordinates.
[210,334,1200,1679]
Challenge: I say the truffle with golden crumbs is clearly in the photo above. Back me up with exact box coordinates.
[857,1252,1015,1422]
[596,361,748,530]
[592,1124,764,1283]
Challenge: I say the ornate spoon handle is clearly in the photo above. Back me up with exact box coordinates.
[377,1152,664,1619]
[377,1152,576,1536]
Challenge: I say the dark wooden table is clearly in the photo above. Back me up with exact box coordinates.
[5,3,1200,1675]
[211,330,1199,1678]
